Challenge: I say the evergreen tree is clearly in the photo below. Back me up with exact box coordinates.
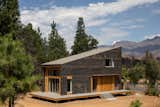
[48,21,68,60]
[0,0,20,36]
[0,34,38,107]
[144,51,160,88]
[41,37,48,62]
[71,17,98,55]
[17,23,45,73]
[88,35,99,49]
[17,24,44,60]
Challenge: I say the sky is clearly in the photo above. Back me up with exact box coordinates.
[19,0,160,49]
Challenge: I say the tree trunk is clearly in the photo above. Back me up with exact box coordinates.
[9,97,12,107]
[123,82,126,90]
[12,96,14,107]
[9,96,14,107]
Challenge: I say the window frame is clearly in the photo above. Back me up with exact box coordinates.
[105,58,114,68]
[67,76,72,94]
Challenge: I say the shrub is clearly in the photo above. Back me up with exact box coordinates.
[130,100,142,107]
[145,87,160,96]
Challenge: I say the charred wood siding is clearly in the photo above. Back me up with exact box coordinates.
[60,47,121,95]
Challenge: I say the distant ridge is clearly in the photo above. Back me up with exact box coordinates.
[99,34,160,58]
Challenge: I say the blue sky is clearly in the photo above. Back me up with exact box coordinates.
[19,0,160,49]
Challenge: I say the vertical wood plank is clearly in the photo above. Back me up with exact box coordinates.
[90,77,93,92]
[59,78,61,94]
[112,76,115,90]
[45,67,48,92]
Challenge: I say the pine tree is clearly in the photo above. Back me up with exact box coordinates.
[88,35,99,49]
[0,34,38,107]
[0,0,20,36]
[17,23,45,73]
[41,37,48,62]
[71,17,98,55]
[48,21,68,60]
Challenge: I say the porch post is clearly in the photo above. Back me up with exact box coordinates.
[44,67,48,92]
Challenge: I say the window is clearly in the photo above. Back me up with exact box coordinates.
[105,58,114,67]
[48,78,59,93]
[48,69,59,76]
[67,79,72,93]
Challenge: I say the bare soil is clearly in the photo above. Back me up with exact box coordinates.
[2,94,160,107]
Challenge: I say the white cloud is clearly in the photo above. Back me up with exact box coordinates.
[86,19,109,27]
[110,18,145,28]
[112,40,121,45]
[97,27,129,44]
[144,34,160,39]
[109,18,145,30]
[20,0,159,49]
[121,25,144,29]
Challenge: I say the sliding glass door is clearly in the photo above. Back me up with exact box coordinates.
[48,78,59,93]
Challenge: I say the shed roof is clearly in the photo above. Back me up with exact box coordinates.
[42,47,120,65]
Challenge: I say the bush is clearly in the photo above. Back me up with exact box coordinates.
[130,100,142,107]
[145,87,160,96]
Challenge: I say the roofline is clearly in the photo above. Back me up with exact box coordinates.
[41,46,121,66]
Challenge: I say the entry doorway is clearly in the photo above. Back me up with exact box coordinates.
[92,76,114,92]
[48,78,60,93]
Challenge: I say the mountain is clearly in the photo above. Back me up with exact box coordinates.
[112,34,160,58]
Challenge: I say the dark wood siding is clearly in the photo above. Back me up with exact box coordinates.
[60,47,121,95]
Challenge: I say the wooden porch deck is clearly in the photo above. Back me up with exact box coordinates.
[31,90,131,102]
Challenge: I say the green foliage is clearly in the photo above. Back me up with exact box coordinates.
[41,37,48,62]
[0,34,38,104]
[129,63,145,86]
[17,23,47,75]
[144,51,160,87]
[121,66,129,89]
[122,66,129,82]
[17,24,44,61]
[130,100,142,107]
[48,21,68,60]
[71,17,98,55]
[145,87,160,96]
[0,0,20,36]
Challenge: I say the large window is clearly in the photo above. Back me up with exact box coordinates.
[48,78,59,93]
[105,58,114,67]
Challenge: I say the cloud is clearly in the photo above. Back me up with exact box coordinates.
[20,0,159,49]
[110,18,145,28]
[97,27,129,44]
[144,34,160,39]
[121,25,144,29]
[109,18,145,30]
[112,40,121,45]
[86,19,110,27]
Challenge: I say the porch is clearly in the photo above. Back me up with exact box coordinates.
[31,90,131,102]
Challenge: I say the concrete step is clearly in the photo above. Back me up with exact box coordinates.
[100,93,116,100]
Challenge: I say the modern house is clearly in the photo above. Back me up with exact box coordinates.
[41,47,122,95]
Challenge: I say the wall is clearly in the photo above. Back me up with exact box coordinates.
[60,47,122,95]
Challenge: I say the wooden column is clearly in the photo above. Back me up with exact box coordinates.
[44,67,48,92]
[112,76,115,90]
[90,77,93,92]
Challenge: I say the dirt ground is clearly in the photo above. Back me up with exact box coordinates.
[2,94,160,107]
